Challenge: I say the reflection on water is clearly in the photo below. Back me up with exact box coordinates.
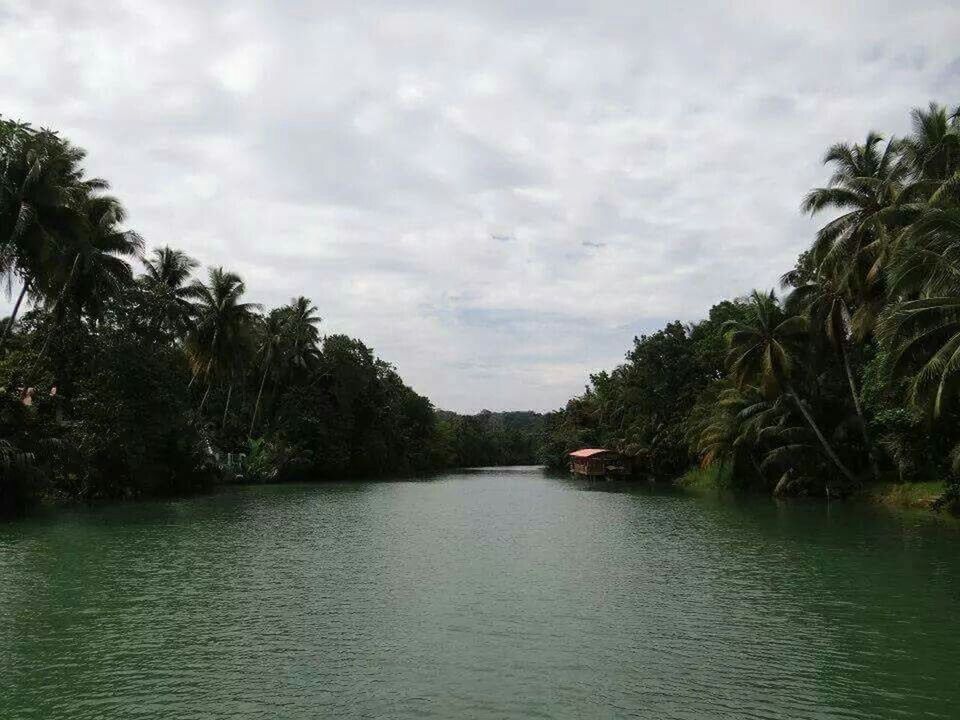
[2,467,959,719]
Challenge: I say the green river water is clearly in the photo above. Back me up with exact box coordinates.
[2,466,959,719]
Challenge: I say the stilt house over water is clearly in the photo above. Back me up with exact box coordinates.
[568,448,628,477]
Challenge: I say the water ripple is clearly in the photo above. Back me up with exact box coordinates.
[2,469,960,719]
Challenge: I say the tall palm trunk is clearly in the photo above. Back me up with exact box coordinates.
[199,382,213,412]
[189,326,219,391]
[200,327,219,383]
[222,382,233,430]
[249,354,271,439]
[267,372,282,426]
[0,277,31,353]
[838,340,879,479]
[26,254,81,384]
[786,384,857,484]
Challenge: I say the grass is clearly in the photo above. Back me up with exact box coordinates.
[863,480,948,510]
[674,464,727,494]
[675,464,954,513]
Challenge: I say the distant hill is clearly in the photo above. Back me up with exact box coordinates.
[434,410,546,467]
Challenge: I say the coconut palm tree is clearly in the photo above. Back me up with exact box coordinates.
[24,192,142,386]
[881,296,960,418]
[901,102,960,182]
[725,290,856,482]
[879,109,960,419]
[283,296,321,371]
[785,271,877,476]
[0,124,103,352]
[880,196,960,420]
[690,384,753,474]
[881,104,960,297]
[248,297,321,438]
[249,308,287,438]
[46,192,143,321]
[140,246,199,342]
[802,132,910,327]
[218,334,255,432]
[886,205,960,299]
[184,267,259,411]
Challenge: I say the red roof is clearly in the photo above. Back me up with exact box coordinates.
[569,448,611,458]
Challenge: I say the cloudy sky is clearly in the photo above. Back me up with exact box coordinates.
[0,1,957,412]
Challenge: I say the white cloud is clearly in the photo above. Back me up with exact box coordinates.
[0,0,958,411]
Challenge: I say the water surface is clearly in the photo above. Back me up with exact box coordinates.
[2,467,959,719]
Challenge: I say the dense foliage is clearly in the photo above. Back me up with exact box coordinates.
[0,118,542,514]
[433,410,545,468]
[540,101,960,505]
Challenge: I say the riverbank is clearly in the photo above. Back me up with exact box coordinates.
[674,466,957,514]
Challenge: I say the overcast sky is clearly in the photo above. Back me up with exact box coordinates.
[0,2,958,412]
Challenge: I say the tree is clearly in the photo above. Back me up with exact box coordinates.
[46,192,143,319]
[785,271,877,477]
[802,132,910,338]
[901,102,960,182]
[283,296,321,372]
[140,247,199,343]
[249,308,287,438]
[24,192,142,393]
[248,297,321,439]
[724,290,857,483]
[880,105,960,420]
[184,267,259,410]
[0,123,103,352]
[802,132,909,273]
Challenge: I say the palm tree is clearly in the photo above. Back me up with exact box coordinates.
[283,296,321,371]
[881,103,960,297]
[248,297,321,438]
[802,132,910,323]
[24,192,142,384]
[0,124,102,352]
[690,384,749,475]
[785,271,877,477]
[879,107,960,419]
[249,309,287,438]
[886,202,960,299]
[218,335,255,432]
[46,193,143,320]
[725,290,856,483]
[901,102,960,182]
[184,267,259,411]
[880,193,960,420]
[140,246,199,342]
[880,296,960,418]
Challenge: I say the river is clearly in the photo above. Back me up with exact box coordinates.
[2,466,959,719]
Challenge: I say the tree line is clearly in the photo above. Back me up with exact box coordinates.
[435,410,545,468]
[539,101,960,506]
[0,117,542,514]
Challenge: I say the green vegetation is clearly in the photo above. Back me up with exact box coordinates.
[6,101,959,515]
[866,481,947,510]
[433,410,545,468]
[540,101,960,510]
[675,465,730,495]
[0,118,543,515]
